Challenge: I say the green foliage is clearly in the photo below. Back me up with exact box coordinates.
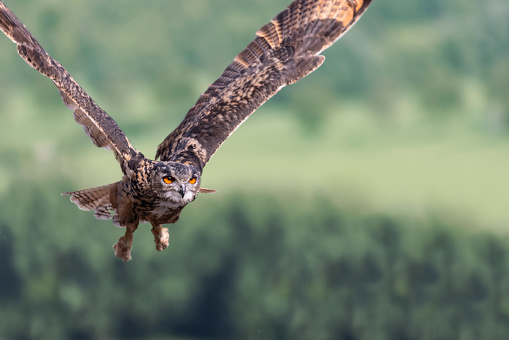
[1,181,509,339]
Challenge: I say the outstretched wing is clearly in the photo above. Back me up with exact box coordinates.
[156,0,373,170]
[0,1,139,175]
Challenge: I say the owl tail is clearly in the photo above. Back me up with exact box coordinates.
[62,183,118,222]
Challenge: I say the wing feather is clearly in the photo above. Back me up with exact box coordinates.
[156,0,373,170]
[0,1,139,174]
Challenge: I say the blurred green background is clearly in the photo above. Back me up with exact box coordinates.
[0,0,508,339]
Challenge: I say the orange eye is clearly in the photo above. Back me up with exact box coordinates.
[189,177,197,185]
[163,176,174,184]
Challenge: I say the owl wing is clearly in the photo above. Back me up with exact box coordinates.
[156,0,373,169]
[0,1,139,175]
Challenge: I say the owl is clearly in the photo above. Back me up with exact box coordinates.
[0,0,373,261]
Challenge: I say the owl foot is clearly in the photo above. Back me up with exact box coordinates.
[151,225,169,252]
[113,236,133,262]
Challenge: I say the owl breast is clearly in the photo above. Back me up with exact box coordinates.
[147,198,187,225]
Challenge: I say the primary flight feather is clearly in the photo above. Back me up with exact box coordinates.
[0,0,373,261]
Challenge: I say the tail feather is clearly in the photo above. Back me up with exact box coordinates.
[62,183,117,221]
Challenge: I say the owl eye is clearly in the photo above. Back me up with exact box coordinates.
[163,176,174,184]
[189,177,197,185]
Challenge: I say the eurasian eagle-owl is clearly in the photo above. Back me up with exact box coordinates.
[0,0,373,261]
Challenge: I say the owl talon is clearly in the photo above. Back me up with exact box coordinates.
[152,226,169,252]
[113,236,133,262]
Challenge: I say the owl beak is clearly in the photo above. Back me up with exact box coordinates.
[179,185,186,198]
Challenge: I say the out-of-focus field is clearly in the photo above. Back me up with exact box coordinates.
[205,107,509,230]
[2,99,508,229]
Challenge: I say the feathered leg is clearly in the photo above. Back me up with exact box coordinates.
[113,222,139,262]
[151,222,170,252]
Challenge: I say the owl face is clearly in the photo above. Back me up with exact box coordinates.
[151,161,201,204]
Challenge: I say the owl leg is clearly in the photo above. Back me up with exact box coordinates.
[113,222,139,262]
[151,222,169,252]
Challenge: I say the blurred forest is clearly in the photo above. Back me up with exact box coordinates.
[0,0,508,339]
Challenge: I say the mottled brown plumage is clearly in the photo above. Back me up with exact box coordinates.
[0,0,373,261]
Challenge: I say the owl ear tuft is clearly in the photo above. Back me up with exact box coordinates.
[199,187,217,194]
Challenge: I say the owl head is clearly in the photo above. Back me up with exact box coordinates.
[149,161,204,204]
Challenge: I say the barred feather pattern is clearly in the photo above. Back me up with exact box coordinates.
[156,0,373,169]
[63,183,118,221]
[0,1,139,175]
